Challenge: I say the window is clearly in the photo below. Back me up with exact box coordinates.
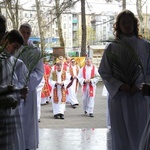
[64,24,66,29]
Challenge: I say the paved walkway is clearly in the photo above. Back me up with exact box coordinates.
[37,81,112,150]
[39,82,107,128]
[37,128,112,150]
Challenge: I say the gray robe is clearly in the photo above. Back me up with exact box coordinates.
[15,43,44,149]
[0,52,28,150]
[98,36,150,150]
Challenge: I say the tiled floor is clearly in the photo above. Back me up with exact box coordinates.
[37,128,112,150]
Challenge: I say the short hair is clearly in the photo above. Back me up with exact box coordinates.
[0,14,6,24]
[19,23,32,32]
[0,14,6,33]
[71,58,75,62]
[85,57,92,61]
[55,62,62,66]
[4,29,24,45]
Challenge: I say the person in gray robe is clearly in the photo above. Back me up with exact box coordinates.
[98,10,150,150]
[139,83,150,150]
[0,30,28,150]
[15,23,44,150]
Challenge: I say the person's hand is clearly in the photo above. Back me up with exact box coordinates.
[130,85,139,95]
[119,83,130,93]
[59,82,64,86]
[73,76,77,79]
[55,82,59,85]
[140,83,150,96]
[7,85,14,93]
[20,87,29,99]
[85,79,91,83]
[56,82,64,86]
[0,96,18,109]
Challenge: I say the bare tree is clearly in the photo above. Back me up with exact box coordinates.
[81,0,86,56]
[35,0,45,53]
[3,0,19,29]
[136,0,144,35]
[55,0,65,48]
[122,0,126,10]
[48,0,80,56]
[105,0,126,10]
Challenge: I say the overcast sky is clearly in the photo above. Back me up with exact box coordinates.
[20,0,150,14]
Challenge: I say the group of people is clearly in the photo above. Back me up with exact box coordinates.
[1,8,150,150]
[0,15,44,150]
[37,56,100,120]
[0,14,100,150]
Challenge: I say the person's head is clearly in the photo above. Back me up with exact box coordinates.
[19,23,32,44]
[113,10,139,38]
[71,58,76,66]
[85,57,92,66]
[58,56,64,64]
[4,29,24,55]
[44,61,49,65]
[65,56,71,63]
[55,62,62,72]
[0,14,7,42]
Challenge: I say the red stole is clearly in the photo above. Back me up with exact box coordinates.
[52,71,66,103]
[83,65,95,97]
[64,62,70,67]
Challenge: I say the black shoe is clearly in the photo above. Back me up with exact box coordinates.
[84,111,87,114]
[75,104,79,106]
[89,113,94,117]
[38,119,41,122]
[59,114,65,119]
[54,114,59,119]
[72,104,76,109]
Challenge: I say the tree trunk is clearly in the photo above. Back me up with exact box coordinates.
[4,0,19,29]
[81,0,86,57]
[55,0,65,54]
[122,0,126,10]
[15,0,19,29]
[136,0,143,35]
[35,0,45,54]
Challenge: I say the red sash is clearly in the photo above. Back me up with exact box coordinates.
[52,71,66,103]
[64,62,70,67]
[83,65,95,97]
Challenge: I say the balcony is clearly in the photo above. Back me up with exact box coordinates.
[72,19,78,24]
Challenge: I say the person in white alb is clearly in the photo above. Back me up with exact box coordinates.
[36,76,45,122]
[78,57,100,117]
[67,58,80,108]
[49,62,70,119]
